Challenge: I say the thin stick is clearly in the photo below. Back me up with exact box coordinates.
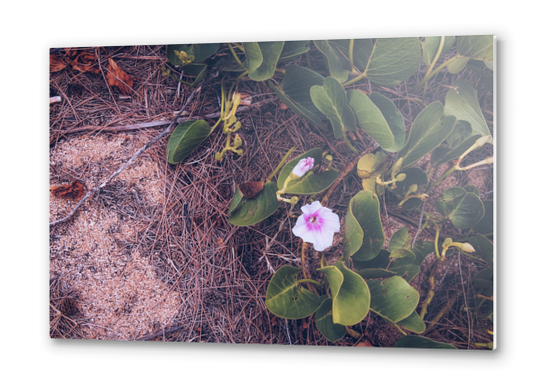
[51,98,277,135]
[49,86,202,227]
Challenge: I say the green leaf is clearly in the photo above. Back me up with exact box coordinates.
[411,241,435,266]
[182,63,207,87]
[227,187,244,215]
[396,311,426,333]
[325,39,374,73]
[397,102,456,169]
[357,268,397,279]
[344,198,364,264]
[444,79,491,137]
[313,40,351,82]
[280,41,310,60]
[315,298,346,342]
[446,56,470,74]
[394,335,458,349]
[368,276,419,323]
[318,261,370,326]
[357,152,388,196]
[347,191,385,262]
[421,36,455,66]
[435,187,485,229]
[457,35,493,65]
[166,120,212,164]
[244,41,284,81]
[364,37,421,86]
[347,90,395,149]
[265,266,323,319]
[467,60,493,90]
[166,43,220,65]
[276,148,339,194]
[389,226,411,251]
[353,249,390,271]
[471,200,493,234]
[228,181,281,226]
[431,120,481,167]
[467,233,493,266]
[368,93,406,152]
[388,250,419,282]
[473,268,493,296]
[310,77,357,139]
[393,167,428,211]
[267,65,325,128]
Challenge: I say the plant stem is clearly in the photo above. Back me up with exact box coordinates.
[422,36,446,97]
[414,55,461,91]
[297,278,323,287]
[267,146,296,182]
[342,72,366,87]
[348,39,355,73]
[342,130,359,154]
[228,43,244,67]
[419,262,438,320]
[424,291,462,334]
[426,164,457,193]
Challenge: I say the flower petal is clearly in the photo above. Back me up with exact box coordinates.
[292,157,314,177]
[301,200,322,215]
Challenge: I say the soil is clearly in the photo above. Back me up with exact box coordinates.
[49,44,494,348]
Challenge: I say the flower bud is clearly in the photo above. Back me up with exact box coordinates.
[215,152,223,161]
[452,242,475,253]
[408,184,418,193]
[289,196,299,205]
[396,173,406,182]
[291,157,314,178]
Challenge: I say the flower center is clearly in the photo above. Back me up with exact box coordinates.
[309,216,317,224]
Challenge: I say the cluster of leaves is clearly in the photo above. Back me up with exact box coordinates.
[164,36,494,348]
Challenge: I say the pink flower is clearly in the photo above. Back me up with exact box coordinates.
[292,201,340,251]
[292,157,314,177]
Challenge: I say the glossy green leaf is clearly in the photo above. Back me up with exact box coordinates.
[421,36,455,66]
[435,187,485,229]
[348,191,385,262]
[431,120,481,167]
[265,266,323,319]
[471,200,494,234]
[467,60,494,90]
[397,102,456,169]
[368,93,406,152]
[467,233,493,266]
[267,65,326,128]
[228,181,281,226]
[166,120,212,164]
[325,39,374,73]
[389,226,411,251]
[446,56,470,74]
[396,311,426,333]
[444,79,491,137]
[357,152,388,196]
[364,37,421,86]
[473,268,493,296]
[310,77,357,139]
[280,40,310,60]
[393,167,428,211]
[368,276,419,323]
[344,198,364,264]
[318,261,370,326]
[357,268,397,279]
[388,250,419,282]
[353,249,390,271]
[228,187,244,215]
[394,335,458,349]
[315,298,346,342]
[411,241,435,266]
[347,90,395,149]
[166,43,220,65]
[313,40,351,82]
[457,35,493,66]
[244,41,284,81]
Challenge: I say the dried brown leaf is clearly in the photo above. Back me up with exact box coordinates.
[70,51,100,74]
[50,54,68,73]
[50,180,86,200]
[238,181,264,199]
[106,57,134,95]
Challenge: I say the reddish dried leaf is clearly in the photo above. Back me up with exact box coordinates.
[50,54,68,72]
[279,102,288,110]
[354,340,374,347]
[106,57,134,95]
[70,51,100,74]
[50,180,86,200]
[239,181,264,199]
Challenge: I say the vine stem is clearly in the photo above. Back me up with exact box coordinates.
[321,146,373,206]
[422,36,446,97]
[50,85,204,227]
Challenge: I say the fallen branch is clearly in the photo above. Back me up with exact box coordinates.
[51,98,278,135]
[49,86,203,227]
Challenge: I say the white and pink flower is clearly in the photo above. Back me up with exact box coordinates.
[292,201,340,251]
[292,157,314,177]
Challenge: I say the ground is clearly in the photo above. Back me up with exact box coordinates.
[49,43,493,347]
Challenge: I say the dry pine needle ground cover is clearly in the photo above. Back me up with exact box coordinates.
[49,44,493,347]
